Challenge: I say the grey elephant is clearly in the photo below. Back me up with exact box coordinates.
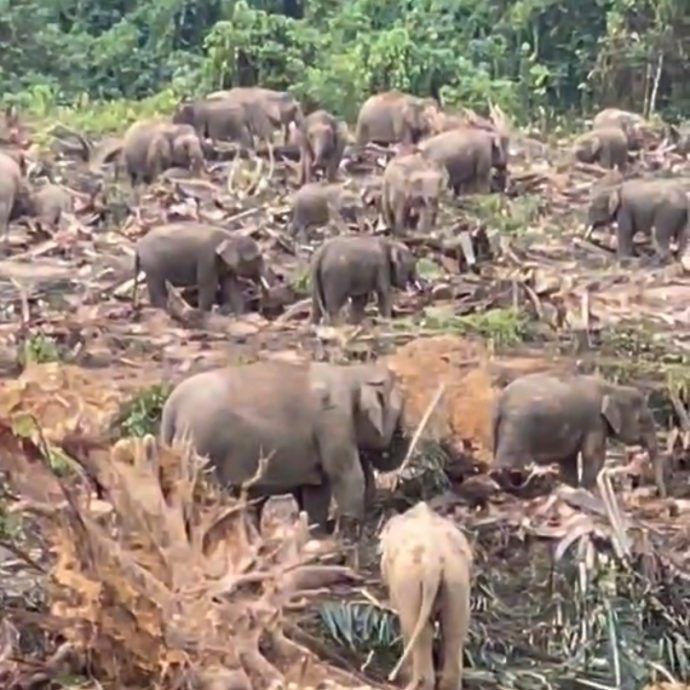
[593,108,648,149]
[0,151,26,240]
[419,127,507,195]
[311,235,417,324]
[382,151,447,235]
[290,182,365,239]
[295,109,349,185]
[11,182,73,230]
[160,360,408,534]
[133,222,267,312]
[207,87,304,144]
[172,97,273,150]
[670,122,690,156]
[103,119,205,186]
[587,177,689,264]
[492,372,664,497]
[572,126,629,170]
[355,91,440,146]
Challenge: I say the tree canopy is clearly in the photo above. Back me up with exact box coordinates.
[2,0,688,123]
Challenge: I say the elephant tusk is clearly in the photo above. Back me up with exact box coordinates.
[259,275,271,291]
[583,224,595,241]
[226,153,240,193]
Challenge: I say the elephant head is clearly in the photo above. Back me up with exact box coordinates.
[216,236,269,290]
[10,180,35,219]
[386,239,418,290]
[146,134,173,178]
[573,132,601,163]
[406,167,446,231]
[401,97,439,144]
[172,102,197,128]
[336,188,366,226]
[587,180,622,229]
[309,123,336,165]
[172,133,204,175]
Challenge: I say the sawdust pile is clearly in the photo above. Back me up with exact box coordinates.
[0,428,375,690]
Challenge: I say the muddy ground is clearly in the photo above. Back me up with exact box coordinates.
[1,119,690,690]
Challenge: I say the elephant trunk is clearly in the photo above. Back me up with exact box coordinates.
[641,427,665,497]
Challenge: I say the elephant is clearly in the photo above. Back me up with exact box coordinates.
[0,151,25,240]
[491,372,665,497]
[104,120,205,186]
[592,108,648,149]
[159,360,408,534]
[572,126,629,170]
[381,151,448,235]
[419,127,508,195]
[11,182,72,230]
[586,177,689,264]
[133,222,267,312]
[355,91,440,146]
[310,235,418,324]
[172,97,273,150]
[290,182,365,239]
[670,122,690,156]
[295,109,349,185]
[207,87,304,144]
[380,502,472,690]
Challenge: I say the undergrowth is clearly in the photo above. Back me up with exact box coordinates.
[20,334,60,367]
[112,384,172,439]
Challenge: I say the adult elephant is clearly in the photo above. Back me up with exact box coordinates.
[160,360,408,535]
[355,91,440,146]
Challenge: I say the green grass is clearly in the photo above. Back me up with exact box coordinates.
[113,384,172,438]
[19,333,60,366]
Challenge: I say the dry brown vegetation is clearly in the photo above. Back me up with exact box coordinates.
[1,107,690,690]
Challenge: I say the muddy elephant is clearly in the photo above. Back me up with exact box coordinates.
[173,97,273,150]
[492,372,664,496]
[11,182,72,230]
[586,177,689,264]
[295,109,349,185]
[419,127,507,195]
[382,151,447,235]
[380,502,472,690]
[207,87,304,144]
[290,182,365,239]
[670,122,690,156]
[311,235,417,324]
[572,126,629,170]
[0,151,25,240]
[133,222,267,312]
[593,108,648,149]
[355,91,440,146]
[160,360,408,534]
[104,120,205,186]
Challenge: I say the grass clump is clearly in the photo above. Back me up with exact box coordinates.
[20,334,60,367]
[113,384,172,438]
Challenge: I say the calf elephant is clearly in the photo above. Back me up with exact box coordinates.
[355,91,440,146]
[380,502,472,690]
[419,127,507,195]
[572,126,629,170]
[11,182,72,230]
[593,108,648,149]
[586,177,689,264]
[160,360,408,534]
[133,222,267,312]
[311,235,417,324]
[290,182,365,239]
[492,372,665,496]
[295,109,349,185]
[382,151,447,235]
[0,151,26,240]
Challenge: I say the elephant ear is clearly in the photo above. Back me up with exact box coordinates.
[358,381,386,437]
[601,394,623,435]
[215,239,239,269]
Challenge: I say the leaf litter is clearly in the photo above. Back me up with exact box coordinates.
[0,111,689,689]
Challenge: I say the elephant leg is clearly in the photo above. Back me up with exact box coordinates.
[296,484,333,534]
[437,574,470,690]
[579,430,607,489]
[221,275,245,315]
[393,197,407,235]
[615,209,635,260]
[375,275,393,319]
[558,453,583,488]
[676,222,689,260]
[360,458,376,510]
[349,294,369,325]
[145,275,168,308]
[391,578,435,690]
[600,147,613,169]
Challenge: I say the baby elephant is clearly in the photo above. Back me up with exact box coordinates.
[290,182,364,240]
[572,126,628,171]
[587,178,689,264]
[380,502,473,690]
[311,235,417,325]
[492,372,664,496]
[133,222,267,312]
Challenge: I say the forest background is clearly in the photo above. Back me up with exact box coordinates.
[0,0,688,133]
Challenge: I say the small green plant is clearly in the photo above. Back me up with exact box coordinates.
[320,602,400,653]
[415,257,444,281]
[20,333,60,366]
[291,266,311,296]
[114,384,172,438]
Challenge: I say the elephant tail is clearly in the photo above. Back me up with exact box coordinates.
[388,554,443,682]
[132,252,141,308]
[310,246,328,323]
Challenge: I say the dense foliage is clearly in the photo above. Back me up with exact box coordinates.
[1,0,688,123]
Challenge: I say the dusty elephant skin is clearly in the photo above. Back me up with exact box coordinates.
[159,360,408,534]
[491,372,665,496]
[380,502,472,690]
[0,150,25,240]
[289,182,364,239]
[11,182,73,230]
[572,126,629,170]
[587,177,690,264]
[419,127,508,195]
[355,91,440,146]
[381,151,447,235]
[310,235,417,324]
[133,222,265,312]
[592,107,648,149]
[295,109,349,185]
